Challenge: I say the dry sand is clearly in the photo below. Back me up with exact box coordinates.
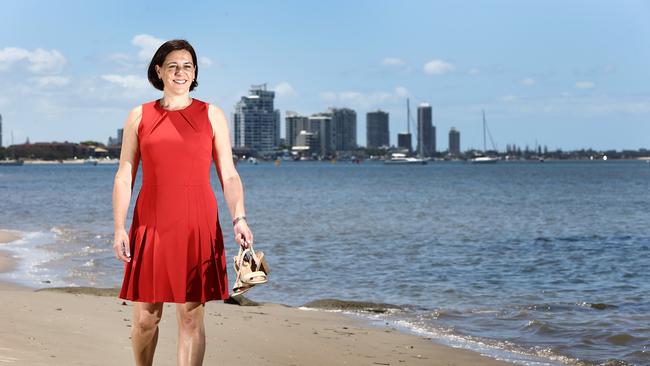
[0,231,512,365]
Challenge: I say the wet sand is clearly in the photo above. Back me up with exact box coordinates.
[0,230,512,365]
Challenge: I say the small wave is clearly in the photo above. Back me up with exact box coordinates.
[50,227,64,236]
[82,259,95,267]
[523,320,558,336]
[81,245,108,254]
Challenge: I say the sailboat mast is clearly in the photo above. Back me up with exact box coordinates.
[482,110,487,152]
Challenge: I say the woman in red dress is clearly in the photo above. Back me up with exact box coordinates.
[112,39,253,366]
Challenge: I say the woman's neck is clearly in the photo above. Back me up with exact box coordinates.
[159,94,192,110]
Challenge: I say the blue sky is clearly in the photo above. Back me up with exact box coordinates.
[1,0,649,150]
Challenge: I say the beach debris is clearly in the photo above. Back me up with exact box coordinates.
[223,295,259,306]
[302,299,402,313]
[35,286,120,297]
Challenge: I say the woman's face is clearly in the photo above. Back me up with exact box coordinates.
[155,50,195,94]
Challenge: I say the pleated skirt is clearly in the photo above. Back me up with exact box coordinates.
[118,183,229,303]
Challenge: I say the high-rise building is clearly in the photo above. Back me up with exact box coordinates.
[233,84,280,152]
[308,113,333,155]
[295,130,318,152]
[285,111,310,147]
[416,103,435,156]
[329,108,356,151]
[398,132,412,152]
[108,128,124,146]
[0,113,3,148]
[449,127,460,156]
[366,110,389,148]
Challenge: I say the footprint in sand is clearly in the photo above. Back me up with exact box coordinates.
[0,355,19,363]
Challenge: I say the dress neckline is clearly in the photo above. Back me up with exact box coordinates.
[155,97,195,112]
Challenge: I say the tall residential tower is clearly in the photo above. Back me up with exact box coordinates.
[330,107,357,152]
[449,127,460,156]
[416,103,435,157]
[233,84,281,152]
[366,110,389,148]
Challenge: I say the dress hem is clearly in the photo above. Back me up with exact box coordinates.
[117,293,230,304]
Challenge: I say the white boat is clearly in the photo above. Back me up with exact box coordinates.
[84,158,98,166]
[470,111,499,164]
[470,155,498,164]
[384,153,427,165]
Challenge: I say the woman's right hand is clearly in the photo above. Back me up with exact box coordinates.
[113,229,131,262]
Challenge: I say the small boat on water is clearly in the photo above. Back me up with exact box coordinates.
[470,110,499,164]
[384,153,427,165]
[470,155,499,164]
[84,158,98,166]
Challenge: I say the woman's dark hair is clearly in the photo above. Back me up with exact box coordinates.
[147,39,199,91]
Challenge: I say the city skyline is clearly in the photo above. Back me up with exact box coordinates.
[1,1,649,151]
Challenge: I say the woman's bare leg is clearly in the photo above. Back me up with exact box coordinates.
[176,302,206,366]
[131,301,164,366]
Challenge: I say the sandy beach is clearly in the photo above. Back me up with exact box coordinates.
[0,230,512,366]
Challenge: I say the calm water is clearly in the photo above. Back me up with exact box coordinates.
[1,161,649,365]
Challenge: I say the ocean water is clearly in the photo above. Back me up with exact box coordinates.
[0,160,648,365]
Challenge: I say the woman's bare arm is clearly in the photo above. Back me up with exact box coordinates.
[112,106,142,262]
[208,104,253,248]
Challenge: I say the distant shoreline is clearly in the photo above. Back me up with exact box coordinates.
[1,156,649,165]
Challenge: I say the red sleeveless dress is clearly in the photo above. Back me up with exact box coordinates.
[119,98,229,303]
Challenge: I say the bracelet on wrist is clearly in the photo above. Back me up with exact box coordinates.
[232,215,247,226]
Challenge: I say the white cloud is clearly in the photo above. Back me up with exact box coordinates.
[199,56,216,68]
[521,77,536,86]
[0,47,66,74]
[395,86,409,97]
[423,59,455,75]
[500,95,518,102]
[467,67,480,75]
[382,57,406,67]
[339,91,364,101]
[319,87,408,109]
[32,76,70,88]
[101,74,149,89]
[273,81,297,98]
[132,34,164,61]
[493,94,650,117]
[105,52,135,69]
[575,81,595,89]
[320,92,337,102]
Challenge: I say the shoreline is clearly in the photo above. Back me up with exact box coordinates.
[0,284,513,365]
[0,230,21,276]
[0,231,512,365]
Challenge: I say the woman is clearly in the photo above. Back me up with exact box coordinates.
[112,39,253,366]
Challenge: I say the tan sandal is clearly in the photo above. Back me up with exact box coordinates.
[232,277,253,296]
[240,249,267,285]
[231,242,269,296]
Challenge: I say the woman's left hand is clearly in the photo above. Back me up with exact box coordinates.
[234,220,253,249]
